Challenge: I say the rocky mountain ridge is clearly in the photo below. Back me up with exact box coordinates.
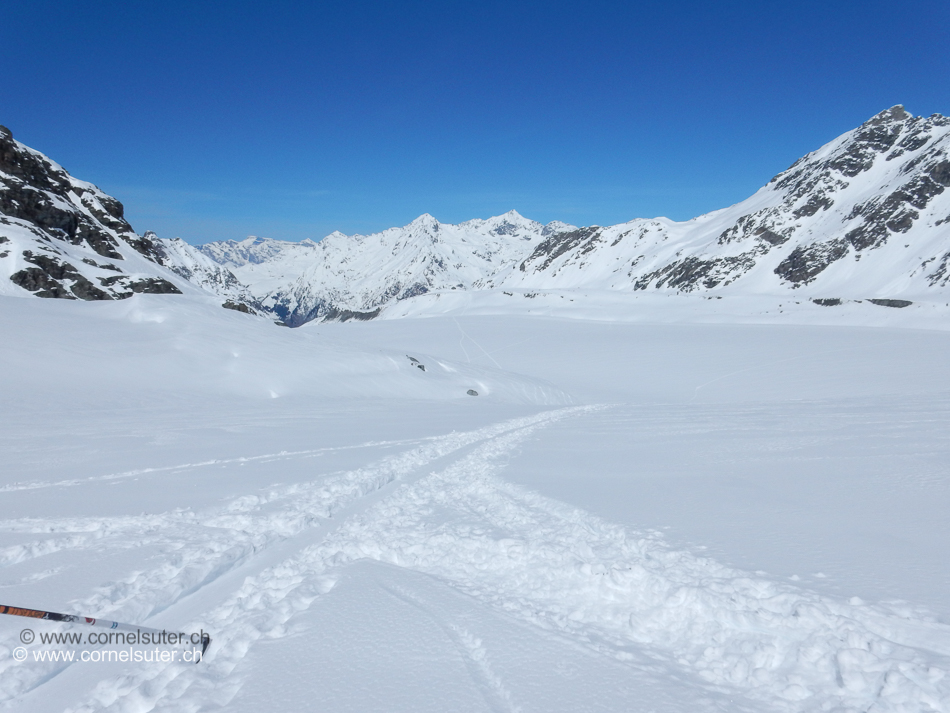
[4,106,949,324]
[212,212,576,326]
[0,126,187,301]
[165,105,950,325]
[501,105,950,296]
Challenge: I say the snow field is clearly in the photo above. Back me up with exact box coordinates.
[0,296,569,409]
[14,405,943,712]
[1,408,586,710]
[314,423,950,713]
[1,296,949,712]
[381,288,950,333]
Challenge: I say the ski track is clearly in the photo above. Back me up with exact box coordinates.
[0,437,432,493]
[3,404,949,713]
[320,448,950,713]
[450,624,522,713]
[0,408,591,708]
[380,582,523,713]
[54,409,587,713]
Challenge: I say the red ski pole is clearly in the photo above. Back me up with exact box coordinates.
[1,604,211,663]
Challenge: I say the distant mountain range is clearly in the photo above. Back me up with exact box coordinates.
[3,106,949,325]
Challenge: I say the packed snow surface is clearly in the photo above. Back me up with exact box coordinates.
[1,291,949,712]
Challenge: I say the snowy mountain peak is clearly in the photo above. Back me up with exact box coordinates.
[489,209,531,225]
[541,220,577,236]
[484,210,539,236]
[407,213,440,230]
[197,234,316,268]
[868,104,911,125]
[152,107,950,325]
[158,210,575,326]
[507,106,950,296]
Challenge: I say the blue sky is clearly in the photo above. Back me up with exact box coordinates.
[5,0,949,243]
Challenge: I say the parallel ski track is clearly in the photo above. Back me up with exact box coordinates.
[4,404,950,713]
[0,437,434,493]
[0,408,592,709]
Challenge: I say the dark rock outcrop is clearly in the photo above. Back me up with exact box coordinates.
[520,227,603,273]
[323,306,382,322]
[1,126,184,300]
[222,300,256,314]
[774,240,850,285]
[868,298,913,308]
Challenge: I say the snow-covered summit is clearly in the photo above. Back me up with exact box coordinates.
[172,211,576,326]
[197,235,319,269]
[504,106,950,297]
[150,235,254,305]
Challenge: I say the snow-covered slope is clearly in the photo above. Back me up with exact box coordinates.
[0,126,188,301]
[505,105,950,299]
[149,235,260,310]
[0,295,569,406]
[6,108,950,713]
[192,235,322,303]
[166,106,950,326]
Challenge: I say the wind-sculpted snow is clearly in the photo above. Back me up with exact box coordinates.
[0,296,571,406]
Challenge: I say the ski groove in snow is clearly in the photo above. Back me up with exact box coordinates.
[0,408,590,709]
[0,437,431,493]
[3,405,948,712]
[317,423,950,713]
[11,408,588,712]
[377,582,523,713]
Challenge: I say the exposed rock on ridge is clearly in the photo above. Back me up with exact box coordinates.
[0,125,183,300]
[501,105,950,298]
[8,107,949,320]
[160,106,950,326]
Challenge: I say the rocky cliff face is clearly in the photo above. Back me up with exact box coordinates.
[0,125,183,300]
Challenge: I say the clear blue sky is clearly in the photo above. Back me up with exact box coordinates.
[5,0,949,244]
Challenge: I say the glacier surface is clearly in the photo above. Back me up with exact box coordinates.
[1,293,948,713]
